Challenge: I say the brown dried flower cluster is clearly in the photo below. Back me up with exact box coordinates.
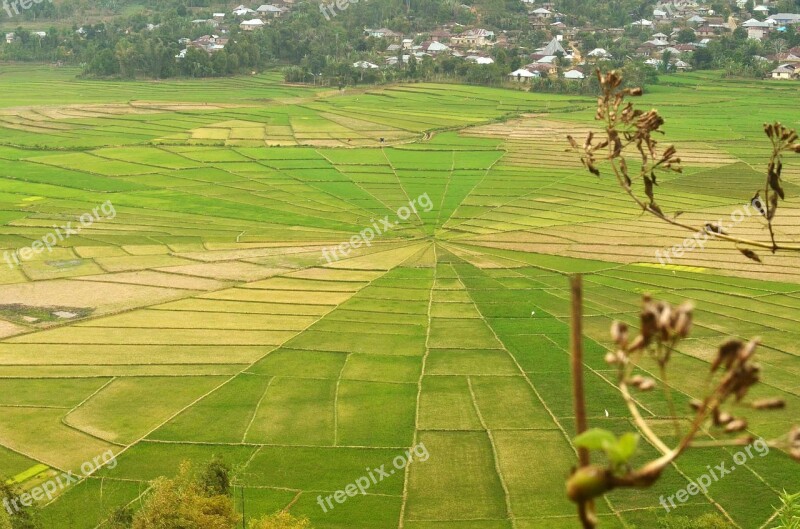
[568,70,800,263]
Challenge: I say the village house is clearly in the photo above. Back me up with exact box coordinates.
[587,48,612,60]
[421,41,451,54]
[240,18,266,30]
[232,5,256,16]
[564,69,585,80]
[256,4,285,18]
[4,33,14,44]
[367,28,402,41]
[753,5,771,16]
[430,29,452,42]
[695,25,718,38]
[771,64,798,80]
[525,62,557,77]
[508,68,539,81]
[742,18,771,40]
[451,29,494,47]
[768,13,800,26]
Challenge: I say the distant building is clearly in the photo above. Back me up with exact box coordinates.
[768,13,800,25]
[353,61,379,69]
[256,4,285,17]
[240,19,266,30]
[564,69,585,79]
[4,32,14,44]
[451,28,494,47]
[233,4,256,16]
[742,18,771,39]
[771,64,798,80]
[532,7,552,19]
[508,68,538,81]
[366,28,402,41]
[674,60,692,71]
[538,37,566,56]
[422,41,450,54]
[587,48,612,59]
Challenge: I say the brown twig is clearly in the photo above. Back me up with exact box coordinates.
[570,275,596,529]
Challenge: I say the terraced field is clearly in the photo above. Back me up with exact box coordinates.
[0,65,798,528]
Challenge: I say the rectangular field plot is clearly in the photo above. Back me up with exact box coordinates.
[419,376,482,430]
[248,348,348,378]
[0,378,110,407]
[244,445,405,494]
[244,377,336,445]
[404,431,508,522]
[469,376,555,429]
[336,380,416,447]
[149,373,272,443]
[492,430,577,518]
[64,376,228,444]
[97,441,257,482]
[426,349,519,375]
[340,354,422,383]
[428,318,503,349]
[37,478,144,529]
[291,492,402,529]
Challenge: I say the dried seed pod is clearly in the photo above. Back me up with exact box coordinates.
[674,312,691,337]
[610,321,629,346]
[714,410,733,426]
[689,399,704,411]
[789,425,800,446]
[752,398,786,410]
[629,375,644,387]
[724,419,748,433]
[657,304,672,333]
[604,351,619,366]
[638,378,656,391]
[740,338,760,361]
[712,339,743,373]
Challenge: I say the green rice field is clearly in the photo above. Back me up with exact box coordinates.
[0,64,798,528]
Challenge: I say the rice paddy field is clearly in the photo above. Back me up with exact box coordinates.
[0,63,798,528]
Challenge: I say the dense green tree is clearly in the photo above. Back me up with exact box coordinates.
[131,462,240,529]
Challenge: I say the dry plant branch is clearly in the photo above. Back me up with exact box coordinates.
[567,70,800,262]
[565,295,800,528]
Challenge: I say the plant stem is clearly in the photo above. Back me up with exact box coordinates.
[570,274,596,529]
[571,274,590,466]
